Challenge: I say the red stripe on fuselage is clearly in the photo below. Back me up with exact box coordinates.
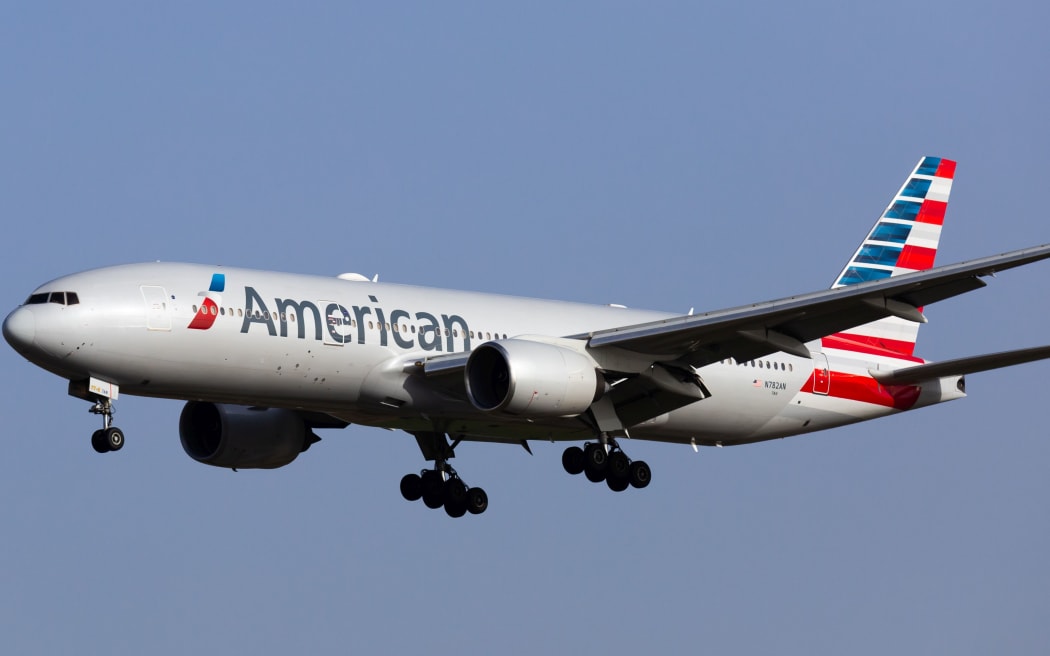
[800,370,921,410]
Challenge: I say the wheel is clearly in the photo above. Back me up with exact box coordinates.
[422,489,445,509]
[420,469,443,495]
[562,446,585,475]
[420,470,446,508]
[606,475,630,492]
[91,429,109,453]
[629,460,651,489]
[465,487,488,515]
[584,443,608,471]
[400,473,422,501]
[607,451,630,479]
[104,426,124,451]
[444,478,468,505]
[444,500,467,518]
[584,466,606,483]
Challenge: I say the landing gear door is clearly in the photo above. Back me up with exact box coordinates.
[141,286,171,331]
[812,352,831,395]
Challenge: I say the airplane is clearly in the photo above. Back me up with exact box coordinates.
[7,156,1050,518]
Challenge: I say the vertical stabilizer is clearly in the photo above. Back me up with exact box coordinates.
[824,156,956,359]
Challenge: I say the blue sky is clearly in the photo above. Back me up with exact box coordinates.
[2,2,1049,653]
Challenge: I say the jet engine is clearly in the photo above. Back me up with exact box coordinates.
[465,339,604,417]
[179,401,316,469]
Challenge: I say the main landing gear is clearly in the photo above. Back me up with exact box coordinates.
[399,465,488,518]
[561,440,651,492]
[400,432,488,518]
[88,397,125,454]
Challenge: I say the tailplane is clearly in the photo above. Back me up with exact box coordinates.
[825,156,956,359]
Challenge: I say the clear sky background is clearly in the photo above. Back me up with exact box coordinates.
[2,2,1048,654]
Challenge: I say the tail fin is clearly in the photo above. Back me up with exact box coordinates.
[825,156,956,359]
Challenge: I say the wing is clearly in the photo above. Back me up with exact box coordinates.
[581,243,1050,368]
[871,345,1050,385]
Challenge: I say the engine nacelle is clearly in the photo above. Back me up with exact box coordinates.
[179,402,312,470]
[465,339,603,417]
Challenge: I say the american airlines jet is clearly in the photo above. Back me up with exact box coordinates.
[7,157,1050,518]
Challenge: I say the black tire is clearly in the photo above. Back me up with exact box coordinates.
[400,473,422,501]
[104,427,124,451]
[562,446,585,475]
[420,469,443,496]
[444,501,467,518]
[91,429,109,453]
[422,489,445,509]
[606,475,630,492]
[466,487,488,515]
[607,451,630,479]
[421,470,446,508]
[584,466,606,483]
[584,443,608,471]
[444,478,468,505]
[629,460,652,489]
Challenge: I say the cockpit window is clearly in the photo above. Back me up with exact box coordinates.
[24,291,80,306]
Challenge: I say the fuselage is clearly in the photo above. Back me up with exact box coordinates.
[3,262,964,448]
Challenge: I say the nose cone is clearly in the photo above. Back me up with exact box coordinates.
[3,306,36,353]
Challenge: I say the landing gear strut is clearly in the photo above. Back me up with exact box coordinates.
[400,432,488,518]
[88,397,124,454]
[562,439,651,492]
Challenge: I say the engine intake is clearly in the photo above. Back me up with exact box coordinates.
[179,402,314,469]
[465,339,603,417]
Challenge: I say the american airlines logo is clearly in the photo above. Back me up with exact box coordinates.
[240,286,472,352]
[187,273,477,351]
[187,273,226,330]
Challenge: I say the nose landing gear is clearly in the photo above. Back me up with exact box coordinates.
[88,398,124,454]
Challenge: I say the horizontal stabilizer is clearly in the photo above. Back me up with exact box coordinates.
[870,345,1050,385]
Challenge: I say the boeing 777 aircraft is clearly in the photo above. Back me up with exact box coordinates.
[7,157,1050,518]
